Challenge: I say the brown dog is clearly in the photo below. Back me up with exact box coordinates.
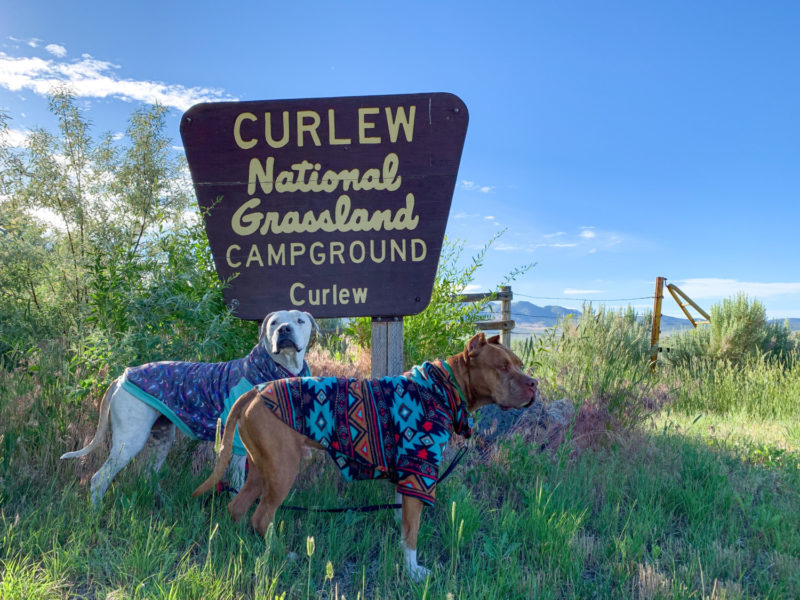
[193,332,537,580]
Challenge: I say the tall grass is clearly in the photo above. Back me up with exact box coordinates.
[2,310,800,598]
[664,352,800,419]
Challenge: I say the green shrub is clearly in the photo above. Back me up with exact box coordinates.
[533,305,656,428]
[665,294,794,365]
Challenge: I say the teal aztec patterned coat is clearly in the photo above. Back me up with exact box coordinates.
[257,360,473,505]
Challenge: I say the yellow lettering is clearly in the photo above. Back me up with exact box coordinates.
[412,239,427,261]
[349,240,365,263]
[232,198,264,236]
[329,241,345,264]
[382,153,401,191]
[248,157,274,195]
[358,107,381,144]
[328,109,351,145]
[385,106,415,143]
[246,244,264,267]
[290,282,305,306]
[339,287,350,304]
[309,242,325,265]
[390,239,406,262]
[369,239,386,263]
[234,112,257,149]
[275,170,294,193]
[242,191,418,236]
[265,111,290,148]
[290,242,305,265]
[297,110,322,147]
[352,287,368,303]
[226,244,242,268]
[394,193,419,230]
[267,244,285,266]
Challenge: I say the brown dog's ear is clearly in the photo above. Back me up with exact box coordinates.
[466,332,487,357]
[487,334,501,345]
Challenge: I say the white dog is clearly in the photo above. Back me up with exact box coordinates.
[61,310,317,505]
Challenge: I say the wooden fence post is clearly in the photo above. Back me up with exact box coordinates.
[500,285,512,347]
[371,317,403,379]
[649,277,666,370]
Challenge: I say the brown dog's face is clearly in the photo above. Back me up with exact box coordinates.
[465,333,538,411]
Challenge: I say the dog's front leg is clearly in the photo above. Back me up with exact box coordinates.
[400,494,429,582]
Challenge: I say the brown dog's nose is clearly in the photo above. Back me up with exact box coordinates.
[522,377,539,407]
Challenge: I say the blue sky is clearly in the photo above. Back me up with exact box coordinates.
[2,1,799,319]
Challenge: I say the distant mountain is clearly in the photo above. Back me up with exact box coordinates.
[770,318,800,331]
[481,301,800,336]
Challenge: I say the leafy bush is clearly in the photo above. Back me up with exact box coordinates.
[532,305,656,429]
[665,293,794,365]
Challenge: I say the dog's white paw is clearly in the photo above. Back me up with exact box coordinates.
[407,562,431,582]
[403,547,430,582]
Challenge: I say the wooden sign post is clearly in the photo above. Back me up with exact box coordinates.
[180,93,469,376]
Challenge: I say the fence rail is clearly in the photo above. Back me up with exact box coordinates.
[451,285,514,347]
[318,286,517,345]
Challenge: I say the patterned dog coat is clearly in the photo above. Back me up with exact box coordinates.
[122,343,310,455]
[257,360,473,505]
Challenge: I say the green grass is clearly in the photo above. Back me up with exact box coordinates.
[3,341,800,598]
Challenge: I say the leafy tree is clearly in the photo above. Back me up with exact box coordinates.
[0,88,253,377]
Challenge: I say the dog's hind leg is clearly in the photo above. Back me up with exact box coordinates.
[228,457,262,522]
[249,452,301,537]
[89,388,160,505]
[137,416,176,476]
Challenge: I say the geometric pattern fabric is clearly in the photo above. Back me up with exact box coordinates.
[258,360,472,505]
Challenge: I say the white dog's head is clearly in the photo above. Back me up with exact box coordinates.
[258,310,318,375]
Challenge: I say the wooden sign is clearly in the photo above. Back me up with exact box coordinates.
[180,93,468,319]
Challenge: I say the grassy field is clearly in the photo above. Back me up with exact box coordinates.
[2,340,800,599]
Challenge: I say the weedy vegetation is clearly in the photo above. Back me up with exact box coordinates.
[2,93,800,599]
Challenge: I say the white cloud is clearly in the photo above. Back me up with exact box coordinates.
[484,215,496,221]
[0,51,234,111]
[45,44,67,58]
[579,227,596,239]
[564,288,605,295]
[550,242,578,248]
[677,278,800,299]
[460,180,494,193]
[1,127,30,147]
[543,231,565,238]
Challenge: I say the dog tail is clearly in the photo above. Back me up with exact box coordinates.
[60,379,117,460]
[192,388,254,497]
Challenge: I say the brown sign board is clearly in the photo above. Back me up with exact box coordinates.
[180,92,468,320]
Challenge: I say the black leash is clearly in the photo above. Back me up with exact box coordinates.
[278,446,469,514]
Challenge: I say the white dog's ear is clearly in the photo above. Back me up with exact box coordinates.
[259,312,277,342]
[304,312,320,338]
